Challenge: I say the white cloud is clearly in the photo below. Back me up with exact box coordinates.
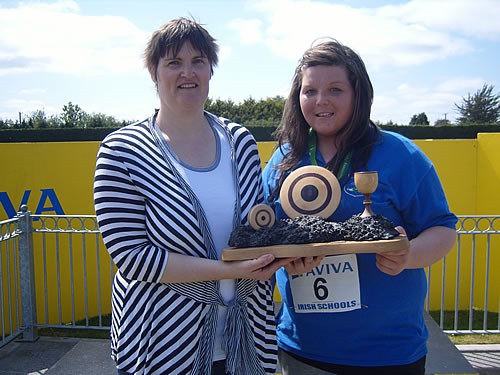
[217,45,233,63]
[0,97,59,120]
[0,0,149,76]
[1,0,496,125]
[380,77,493,124]
[387,0,500,40]
[436,77,488,94]
[372,81,465,124]
[228,19,263,44]
[224,0,499,124]
[231,0,490,67]
[17,88,47,96]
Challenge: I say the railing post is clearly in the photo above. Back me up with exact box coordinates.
[17,205,38,342]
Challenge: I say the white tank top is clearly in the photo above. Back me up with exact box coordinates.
[168,119,236,361]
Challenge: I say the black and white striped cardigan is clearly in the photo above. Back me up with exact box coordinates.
[94,112,277,375]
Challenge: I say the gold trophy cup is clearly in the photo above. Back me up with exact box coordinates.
[354,171,378,217]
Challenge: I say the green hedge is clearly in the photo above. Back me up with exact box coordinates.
[380,124,500,139]
[0,127,119,143]
[0,126,277,142]
[0,124,499,143]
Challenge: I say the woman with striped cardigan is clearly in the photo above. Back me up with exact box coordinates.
[94,17,292,375]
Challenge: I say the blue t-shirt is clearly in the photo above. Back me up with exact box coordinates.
[262,130,457,366]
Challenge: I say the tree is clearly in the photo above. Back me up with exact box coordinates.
[48,114,62,128]
[434,118,451,127]
[0,118,16,128]
[29,109,49,128]
[60,102,86,128]
[374,120,397,126]
[205,96,285,127]
[205,98,238,122]
[86,112,123,128]
[455,84,500,125]
[409,112,429,125]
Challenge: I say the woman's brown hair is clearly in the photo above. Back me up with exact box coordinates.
[144,17,219,86]
[274,38,379,184]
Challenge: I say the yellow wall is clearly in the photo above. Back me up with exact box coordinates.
[1,134,499,324]
[413,139,478,215]
[3,136,496,221]
[476,133,500,214]
[1,142,98,219]
[259,139,483,216]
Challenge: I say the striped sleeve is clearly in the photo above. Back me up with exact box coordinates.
[226,120,264,224]
[93,127,168,283]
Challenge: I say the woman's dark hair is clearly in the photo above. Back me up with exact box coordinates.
[274,38,379,181]
[144,17,219,84]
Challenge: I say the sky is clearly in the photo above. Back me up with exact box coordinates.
[0,0,499,125]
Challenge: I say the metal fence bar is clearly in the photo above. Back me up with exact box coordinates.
[453,237,461,332]
[82,232,89,326]
[16,206,38,342]
[440,256,446,329]
[1,237,5,343]
[429,215,500,335]
[469,235,476,331]
[0,216,23,348]
[55,231,62,326]
[498,296,500,332]
[483,233,491,332]
[94,232,102,327]
[69,232,76,326]
[1,212,499,350]
[2,230,13,341]
[42,231,49,326]
[30,213,112,332]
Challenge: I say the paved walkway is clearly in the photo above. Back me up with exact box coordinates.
[457,345,500,375]
[0,313,499,375]
[0,337,114,375]
[0,336,499,375]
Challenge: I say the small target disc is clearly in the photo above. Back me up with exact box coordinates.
[280,165,341,219]
[248,204,276,230]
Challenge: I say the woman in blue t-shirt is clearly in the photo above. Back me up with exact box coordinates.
[262,39,457,375]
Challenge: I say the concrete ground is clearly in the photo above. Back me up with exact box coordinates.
[0,337,498,375]
[0,314,499,375]
[456,345,500,375]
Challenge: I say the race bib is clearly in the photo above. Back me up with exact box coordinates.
[289,254,361,313]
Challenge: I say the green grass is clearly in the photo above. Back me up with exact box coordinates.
[38,311,500,344]
[38,314,111,340]
[449,333,500,345]
[429,309,500,344]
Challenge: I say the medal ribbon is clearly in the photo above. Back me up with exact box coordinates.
[308,128,352,180]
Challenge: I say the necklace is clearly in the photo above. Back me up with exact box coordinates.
[308,128,352,180]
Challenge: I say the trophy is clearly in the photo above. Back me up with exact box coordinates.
[354,171,378,218]
[222,166,408,260]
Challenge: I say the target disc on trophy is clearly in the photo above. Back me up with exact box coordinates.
[248,204,276,230]
[280,165,341,219]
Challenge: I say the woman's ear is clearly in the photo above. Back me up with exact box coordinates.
[148,65,157,83]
